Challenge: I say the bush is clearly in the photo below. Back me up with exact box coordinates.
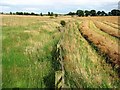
[60,20,66,27]
[55,14,58,17]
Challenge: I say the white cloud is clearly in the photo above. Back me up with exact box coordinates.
[0,0,119,6]
[0,0,119,13]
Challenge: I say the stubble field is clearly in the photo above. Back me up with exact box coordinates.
[1,15,120,88]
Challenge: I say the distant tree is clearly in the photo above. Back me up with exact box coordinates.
[12,13,15,15]
[97,11,106,16]
[101,11,106,16]
[97,11,101,16]
[111,9,120,16]
[67,12,70,15]
[40,13,43,16]
[10,12,12,15]
[24,12,26,15]
[47,12,54,16]
[20,12,24,15]
[50,12,54,16]
[48,12,51,16]
[55,14,58,17]
[67,12,76,16]
[84,10,90,16]
[90,10,97,16]
[24,12,30,15]
[31,12,35,15]
[16,12,23,15]
[76,10,84,17]
[0,12,3,14]
[108,12,112,16]
[16,12,19,15]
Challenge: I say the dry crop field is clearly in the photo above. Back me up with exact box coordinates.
[1,15,120,88]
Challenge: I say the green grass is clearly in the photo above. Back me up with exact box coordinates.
[2,15,120,88]
[0,21,2,89]
[2,16,62,88]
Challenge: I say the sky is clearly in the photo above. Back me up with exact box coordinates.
[0,0,120,14]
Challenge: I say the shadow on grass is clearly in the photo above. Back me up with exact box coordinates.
[43,41,61,88]
[43,71,55,89]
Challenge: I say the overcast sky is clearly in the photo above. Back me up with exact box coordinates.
[0,0,119,14]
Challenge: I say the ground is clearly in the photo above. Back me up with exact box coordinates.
[1,15,120,88]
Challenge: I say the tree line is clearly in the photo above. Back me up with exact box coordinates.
[7,12,43,16]
[1,9,120,16]
[67,9,120,16]
[0,11,59,17]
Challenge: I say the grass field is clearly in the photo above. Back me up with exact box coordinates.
[1,15,120,88]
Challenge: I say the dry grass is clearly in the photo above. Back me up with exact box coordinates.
[2,15,62,88]
[59,21,120,88]
[80,20,120,67]
[94,21,119,38]
[2,15,120,88]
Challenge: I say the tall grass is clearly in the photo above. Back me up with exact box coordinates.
[2,15,62,88]
[2,15,120,88]
[0,15,2,89]
[59,21,120,88]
